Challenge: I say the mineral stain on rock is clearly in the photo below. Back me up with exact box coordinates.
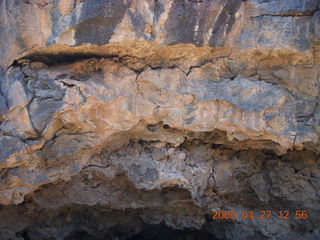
[0,0,319,240]
[74,0,127,45]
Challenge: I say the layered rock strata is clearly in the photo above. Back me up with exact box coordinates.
[0,0,319,239]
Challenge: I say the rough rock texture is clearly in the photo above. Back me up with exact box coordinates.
[0,0,319,239]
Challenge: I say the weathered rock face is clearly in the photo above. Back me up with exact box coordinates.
[0,0,319,240]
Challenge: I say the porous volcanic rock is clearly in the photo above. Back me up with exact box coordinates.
[0,0,319,240]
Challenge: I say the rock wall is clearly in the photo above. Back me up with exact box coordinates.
[0,0,319,239]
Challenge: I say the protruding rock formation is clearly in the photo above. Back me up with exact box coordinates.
[0,0,319,239]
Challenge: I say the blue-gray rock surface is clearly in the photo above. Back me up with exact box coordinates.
[0,0,319,240]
